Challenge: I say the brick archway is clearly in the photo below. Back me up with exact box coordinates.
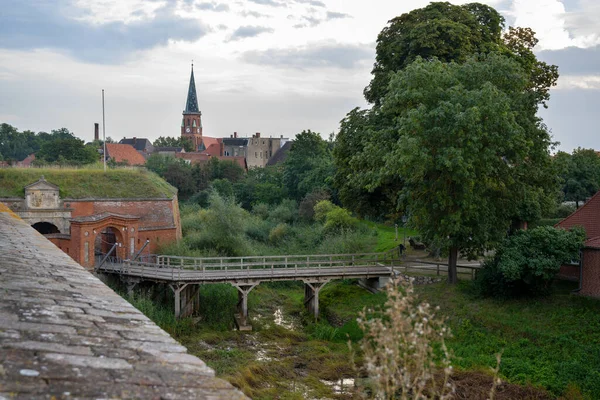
[69,213,140,269]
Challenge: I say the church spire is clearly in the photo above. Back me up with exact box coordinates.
[184,63,200,114]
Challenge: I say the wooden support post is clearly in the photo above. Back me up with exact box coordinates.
[169,283,189,319]
[303,280,329,321]
[233,284,257,330]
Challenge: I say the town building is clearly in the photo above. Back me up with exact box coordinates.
[105,143,146,165]
[246,133,288,168]
[119,137,154,158]
[557,190,600,297]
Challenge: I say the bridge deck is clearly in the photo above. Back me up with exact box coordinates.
[0,205,247,399]
[97,252,399,285]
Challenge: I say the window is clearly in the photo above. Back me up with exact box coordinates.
[255,152,258,158]
[186,119,190,126]
[260,151,263,159]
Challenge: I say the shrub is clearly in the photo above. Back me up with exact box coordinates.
[314,200,336,222]
[358,277,454,399]
[183,192,252,256]
[475,226,586,297]
[299,190,330,221]
[251,202,270,219]
[269,223,291,243]
[245,217,271,243]
[269,199,298,223]
[323,207,358,234]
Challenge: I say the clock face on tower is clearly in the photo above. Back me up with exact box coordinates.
[185,127,191,133]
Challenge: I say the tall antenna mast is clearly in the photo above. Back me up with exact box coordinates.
[102,89,106,172]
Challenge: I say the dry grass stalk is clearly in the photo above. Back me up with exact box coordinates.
[357,277,455,399]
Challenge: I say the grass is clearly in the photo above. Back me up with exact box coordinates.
[320,279,600,399]
[0,167,176,198]
[361,220,418,252]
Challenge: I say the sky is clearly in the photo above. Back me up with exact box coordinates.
[0,0,598,152]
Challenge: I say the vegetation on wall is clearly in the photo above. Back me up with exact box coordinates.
[0,167,176,199]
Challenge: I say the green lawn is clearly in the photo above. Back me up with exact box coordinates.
[0,167,176,199]
[361,220,418,252]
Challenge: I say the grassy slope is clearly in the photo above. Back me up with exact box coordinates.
[0,167,176,199]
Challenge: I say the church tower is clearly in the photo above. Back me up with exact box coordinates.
[181,63,203,151]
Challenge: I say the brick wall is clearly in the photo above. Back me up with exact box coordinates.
[581,248,600,297]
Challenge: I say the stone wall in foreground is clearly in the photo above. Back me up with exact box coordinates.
[0,204,248,399]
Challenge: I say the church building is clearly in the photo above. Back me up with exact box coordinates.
[181,64,203,151]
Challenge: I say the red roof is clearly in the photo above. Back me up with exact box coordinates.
[557,190,600,239]
[105,143,146,166]
[585,236,600,249]
[203,143,222,157]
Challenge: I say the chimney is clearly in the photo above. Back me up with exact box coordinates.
[94,123,99,141]
[220,142,225,157]
[133,137,137,145]
[234,131,238,138]
[230,135,233,138]
[280,135,283,139]
[256,132,261,138]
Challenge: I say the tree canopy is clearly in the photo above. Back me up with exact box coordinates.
[554,148,600,208]
[153,136,194,152]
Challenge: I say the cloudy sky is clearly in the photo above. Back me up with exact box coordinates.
[0,0,598,152]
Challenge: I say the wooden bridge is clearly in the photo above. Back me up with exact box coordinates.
[96,251,402,328]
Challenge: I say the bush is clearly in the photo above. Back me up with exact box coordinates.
[251,202,270,219]
[323,207,358,234]
[314,200,336,222]
[299,190,330,221]
[269,199,298,223]
[475,226,585,297]
[245,217,271,243]
[554,203,577,218]
[183,192,252,256]
[269,223,291,244]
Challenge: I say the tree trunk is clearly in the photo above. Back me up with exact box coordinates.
[576,200,580,209]
[448,246,458,284]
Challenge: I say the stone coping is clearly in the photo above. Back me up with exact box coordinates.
[0,212,248,399]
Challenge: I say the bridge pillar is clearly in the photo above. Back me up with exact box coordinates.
[233,284,257,330]
[170,283,196,319]
[359,276,390,293]
[303,280,330,321]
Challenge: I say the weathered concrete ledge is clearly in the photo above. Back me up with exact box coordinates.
[0,205,248,399]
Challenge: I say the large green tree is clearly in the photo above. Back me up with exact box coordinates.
[381,54,556,283]
[364,2,505,106]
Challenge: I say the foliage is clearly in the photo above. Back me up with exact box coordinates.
[364,2,505,105]
[554,148,600,208]
[358,278,454,399]
[314,200,336,222]
[298,189,330,221]
[333,108,403,221]
[35,128,98,165]
[0,167,176,198]
[475,226,585,297]
[283,130,334,201]
[379,54,556,282]
[269,199,298,224]
[269,223,291,243]
[323,207,358,234]
[234,166,287,209]
[182,192,251,256]
[153,135,194,152]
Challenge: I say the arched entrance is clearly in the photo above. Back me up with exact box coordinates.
[94,226,124,264]
[32,222,60,234]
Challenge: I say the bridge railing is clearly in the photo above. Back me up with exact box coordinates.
[154,252,401,270]
[96,250,403,282]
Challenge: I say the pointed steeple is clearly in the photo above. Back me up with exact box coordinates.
[184,63,200,114]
